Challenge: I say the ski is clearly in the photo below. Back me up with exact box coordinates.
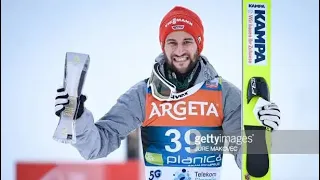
[242,0,272,179]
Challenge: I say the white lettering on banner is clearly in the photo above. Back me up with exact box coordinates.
[149,101,219,120]
[165,18,193,28]
[167,155,222,165]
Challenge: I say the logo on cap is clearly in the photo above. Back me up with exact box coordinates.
[197,36,202,44]
[172,25,184,30]
[165,18,193,28]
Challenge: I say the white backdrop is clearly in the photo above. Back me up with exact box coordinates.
[2,0,319,179]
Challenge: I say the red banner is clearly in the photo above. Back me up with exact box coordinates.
[16,160,141,180]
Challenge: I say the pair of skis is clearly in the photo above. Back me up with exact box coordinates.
[242,0,272,179]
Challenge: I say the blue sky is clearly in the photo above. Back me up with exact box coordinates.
[2,0,319,179]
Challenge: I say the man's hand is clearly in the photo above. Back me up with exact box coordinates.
[55,87,87,119]
[254,97,281,131]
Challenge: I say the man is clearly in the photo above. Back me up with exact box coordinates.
[55,6,281,180]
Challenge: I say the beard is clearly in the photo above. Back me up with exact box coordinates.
[165,52,200,77]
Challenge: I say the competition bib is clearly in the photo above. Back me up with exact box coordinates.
[142,77,225,180]
[142,126,223,180]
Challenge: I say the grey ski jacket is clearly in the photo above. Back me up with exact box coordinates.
[71,53,242,168]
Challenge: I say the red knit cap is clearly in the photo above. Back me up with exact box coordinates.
[159,6,204,54]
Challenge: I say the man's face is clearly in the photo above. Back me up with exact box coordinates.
[164,31,199,74]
